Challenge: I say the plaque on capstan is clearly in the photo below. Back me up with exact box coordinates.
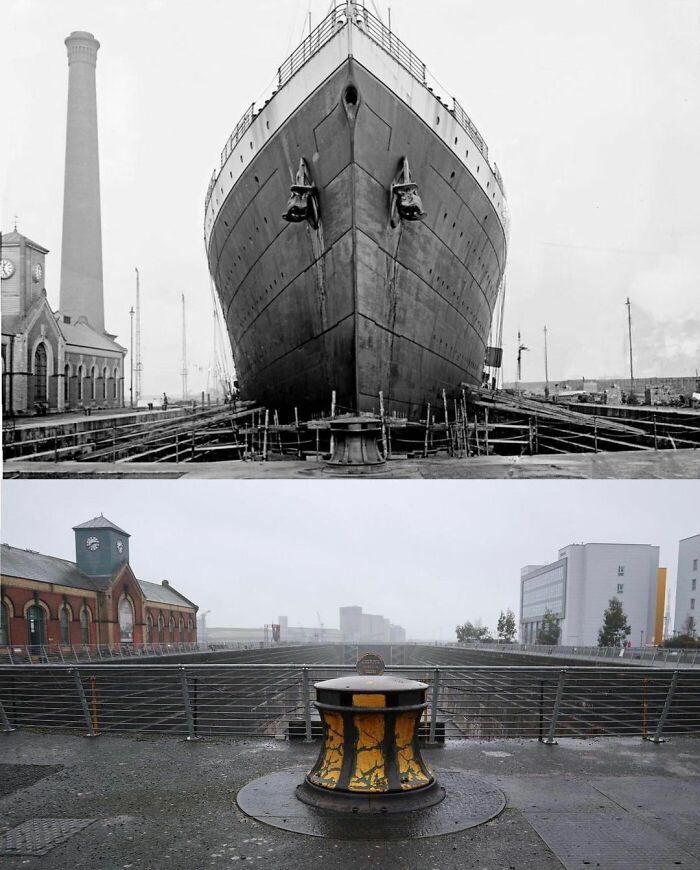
[356,653,385,676]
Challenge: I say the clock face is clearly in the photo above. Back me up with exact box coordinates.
[32,263,43,283]
[85,536,100,551]
[0,259,15,280]
[117,540,124,554]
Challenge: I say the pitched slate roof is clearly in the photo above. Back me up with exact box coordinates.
[59,317,126,355]
[1,230,49,253]
[138,579,197,610]
[0,544,98,591]
[72,515,130,536]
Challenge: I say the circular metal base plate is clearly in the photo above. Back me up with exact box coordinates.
[296,779,445,814]
[236,767,506,839]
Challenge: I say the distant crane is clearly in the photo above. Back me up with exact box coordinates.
[543,325,549,396]
[181,293,188,401]
[316,611,325,643]
[134,268,143,404]
[198,609,211,648]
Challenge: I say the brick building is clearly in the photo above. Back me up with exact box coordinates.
[0,515,197,649]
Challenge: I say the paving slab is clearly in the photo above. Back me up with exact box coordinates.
[0,732,698,869]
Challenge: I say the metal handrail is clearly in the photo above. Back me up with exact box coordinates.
[1,663,697,742]
[207,0,494,213]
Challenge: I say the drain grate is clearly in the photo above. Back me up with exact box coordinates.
[0,818,96,856]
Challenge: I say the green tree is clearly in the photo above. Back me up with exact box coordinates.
[456,620,491,643]
[496,609,517,642]
[536,609,560,645]
[597,597,631,647]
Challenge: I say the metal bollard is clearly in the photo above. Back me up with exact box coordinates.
[0,699,17,733]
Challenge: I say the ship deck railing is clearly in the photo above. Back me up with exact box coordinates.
[208,1,493,213]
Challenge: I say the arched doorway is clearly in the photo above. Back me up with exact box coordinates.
[34,343,48,404]
[26,604,45,647]
[118,596,134,644]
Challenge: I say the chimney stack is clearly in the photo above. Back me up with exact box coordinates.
[59,31,105,333]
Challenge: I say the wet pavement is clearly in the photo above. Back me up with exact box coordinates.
[0,731,698,869]
[5,448,700,479]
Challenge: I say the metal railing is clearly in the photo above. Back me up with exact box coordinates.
[219,102,256,169]
[208,1,492,213]
[0,643,200,665]
[486,643,700,667]
[1,664,698,743]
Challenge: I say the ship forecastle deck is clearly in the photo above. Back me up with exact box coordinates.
[205,2,508,419]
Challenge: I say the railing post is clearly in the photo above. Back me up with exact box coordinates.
[0,699,17,733]
[302,667,313,742]
[646,670,679,744]
[70,668,97,738]
[542,669,566,745]
[179,667,198,741]
[428,668,440,744]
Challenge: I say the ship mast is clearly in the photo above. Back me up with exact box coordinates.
[181,293,188,401]
[135,267,142,404]
[516,331,529,387]
[543,324,549,397]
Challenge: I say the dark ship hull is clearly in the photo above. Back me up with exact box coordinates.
[205,6,507,421]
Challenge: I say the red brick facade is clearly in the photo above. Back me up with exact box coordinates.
[1,563,197,649]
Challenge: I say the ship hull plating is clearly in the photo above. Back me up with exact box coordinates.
[207,60,506,420]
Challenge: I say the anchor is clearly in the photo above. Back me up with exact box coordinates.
[390,156,426,227]
[282,157,319,229]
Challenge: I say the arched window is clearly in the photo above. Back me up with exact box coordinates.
[158,614,164,643]
[78,365,84,401]
[64,364,71,402]
[59,605,71,645]
[146,614,153,644]
[26,604,45,647]
[102,366,108,399]
[80,607,90,645]
[113,367,119,399]
[34,343,48,404]
[90,366,97,400]
[168,616,175,642]
[118,596,134,643]
[0,600,9,646]
[179,617,185,642]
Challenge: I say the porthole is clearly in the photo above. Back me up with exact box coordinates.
[240,155,244,163]
[249,141,253,150]
[450,171,455,179]
[230,171,233,178]
[454,137,458,145]
[487,181,490,188]
[254,175,259,183]
[266,120,270,129]
[436,116,440,125]
[264,216,268,224]
[477,165,480,173]
[466,150,469,159]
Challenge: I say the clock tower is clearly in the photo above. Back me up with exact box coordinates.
[74,514,130,576]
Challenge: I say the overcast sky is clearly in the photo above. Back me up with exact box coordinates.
[2,480,696,639]
[2,0,698,397]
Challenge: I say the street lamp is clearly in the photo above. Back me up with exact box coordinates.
[129,306,135,408]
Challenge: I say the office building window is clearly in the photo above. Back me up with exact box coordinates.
[693,559,698,571]
[693,579,697,592]
[617,583,624,594]
[691,598,695,611]
[617,566,625,576]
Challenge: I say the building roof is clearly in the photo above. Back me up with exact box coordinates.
[73,515,130,536]
[58,317,126,355]
[138,579,197,610]
[1,230,49,253]
[0,543,98,591]
[1,543,196,612]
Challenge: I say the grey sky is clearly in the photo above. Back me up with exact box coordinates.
[2,0,698,397]
[2,480,697,639]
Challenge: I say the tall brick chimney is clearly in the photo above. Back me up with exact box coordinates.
[59,31,105,333]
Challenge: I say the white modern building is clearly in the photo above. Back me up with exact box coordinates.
[520,543,665,647]
[674,533,699,637]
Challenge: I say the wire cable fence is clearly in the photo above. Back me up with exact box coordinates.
[1,664,698,744]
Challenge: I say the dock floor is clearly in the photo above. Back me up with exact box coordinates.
[5,448,699,479]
